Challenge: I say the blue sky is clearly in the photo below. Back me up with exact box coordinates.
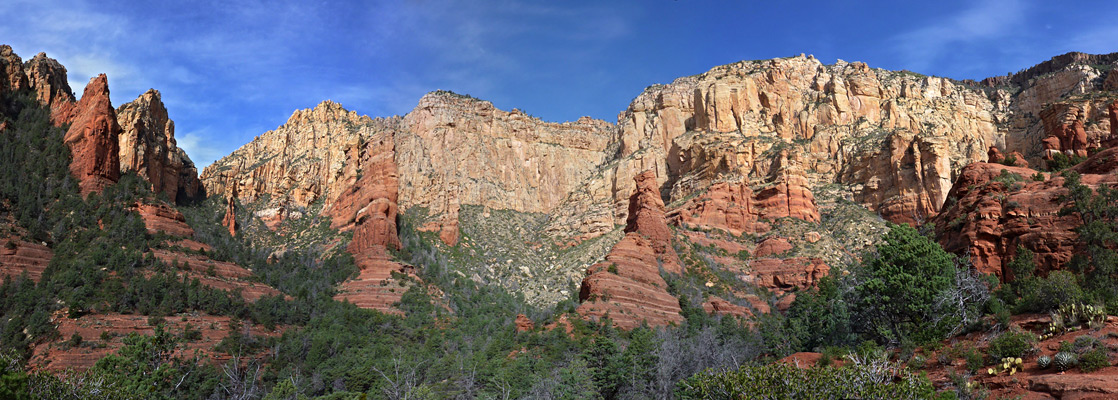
[3,0,1117,167]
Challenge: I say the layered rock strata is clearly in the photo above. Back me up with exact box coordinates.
[577,170,684,329]
[327,123,411,314]
[116,89,204,202]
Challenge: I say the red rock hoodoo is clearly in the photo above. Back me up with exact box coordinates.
[62,75,121,195]
[329,128,411,314]
[577,170,684,329]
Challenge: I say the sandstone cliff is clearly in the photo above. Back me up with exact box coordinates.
[201,100,397,216]
[935,110,1118,279]
[0,45,28,99]
[396,91,614,245]
[201,51,1118,310]
[116,89,204,203]
[62,74,121,195]
[23,52,76,124]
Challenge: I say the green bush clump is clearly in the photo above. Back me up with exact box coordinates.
[676,363,943,400]
[1079,348,1110,372]
[986,329,1035,360]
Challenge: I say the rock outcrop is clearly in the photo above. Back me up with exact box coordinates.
[610,56,999,226]
[0,238,52,282]
[201,101,398,218]
[21,52,76,124]
[134,202,195,237]
[1041,104,1090,159]
[222,192,237,236]
[62,75,120,195]
[116,89,203,203]
[0,45,27,98]
[933,147,1118,278]
[327,124,412,314]
[577,170,684,329]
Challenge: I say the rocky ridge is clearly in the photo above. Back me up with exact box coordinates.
[202,52,1118,316]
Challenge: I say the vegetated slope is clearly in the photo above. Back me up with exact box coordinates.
[0,46,297,379]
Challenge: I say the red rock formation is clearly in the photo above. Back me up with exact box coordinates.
[987,146,1005,164]
[754,237,793,258]
[328,129,411,314]
[329,131,401,253]
[625,170,681,273]
[672,172,819,236]
[747,257,829,295]
[1041,105,1089,159]
[62,75,120,195]
[29,313,282,371]
[515,314,534,332]
[222,193,237,237]
[701,296,753,318]
[576,234,684,329]
[672,180,770,236]
[577,170,684,329]
[116,89,203,203]
[22,52,76,123]
[0,45,27,98]
[1108,101,1118,148]
[755,174,820,223]
[0,238,51,282]
[934,150,1118,278]
[134,202,194,237]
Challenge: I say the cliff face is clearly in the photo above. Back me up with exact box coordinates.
[201,52,1118,312]
[396,91,615,245]
[200,101,394,212]
[935,101,1118,279]
[608,56,1002,226]
[23,52,76,125]
[116,89,204,202]
[62,74,121,195]
[0,45,28,98]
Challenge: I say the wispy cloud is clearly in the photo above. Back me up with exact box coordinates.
[176,130,240,169]
[892,0,1030,73]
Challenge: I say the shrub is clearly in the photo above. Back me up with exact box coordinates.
[1079,348,1110,372]
[1073,335,1101,353]
[853,224,958,344]
[676,363,940,399]
[67,333,82,348]
[986,329,1035,360]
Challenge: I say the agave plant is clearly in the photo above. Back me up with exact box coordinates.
[1037,355,1052,369]
[1053,351,1077,372]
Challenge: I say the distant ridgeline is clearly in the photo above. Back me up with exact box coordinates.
[1,43,1117,399]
